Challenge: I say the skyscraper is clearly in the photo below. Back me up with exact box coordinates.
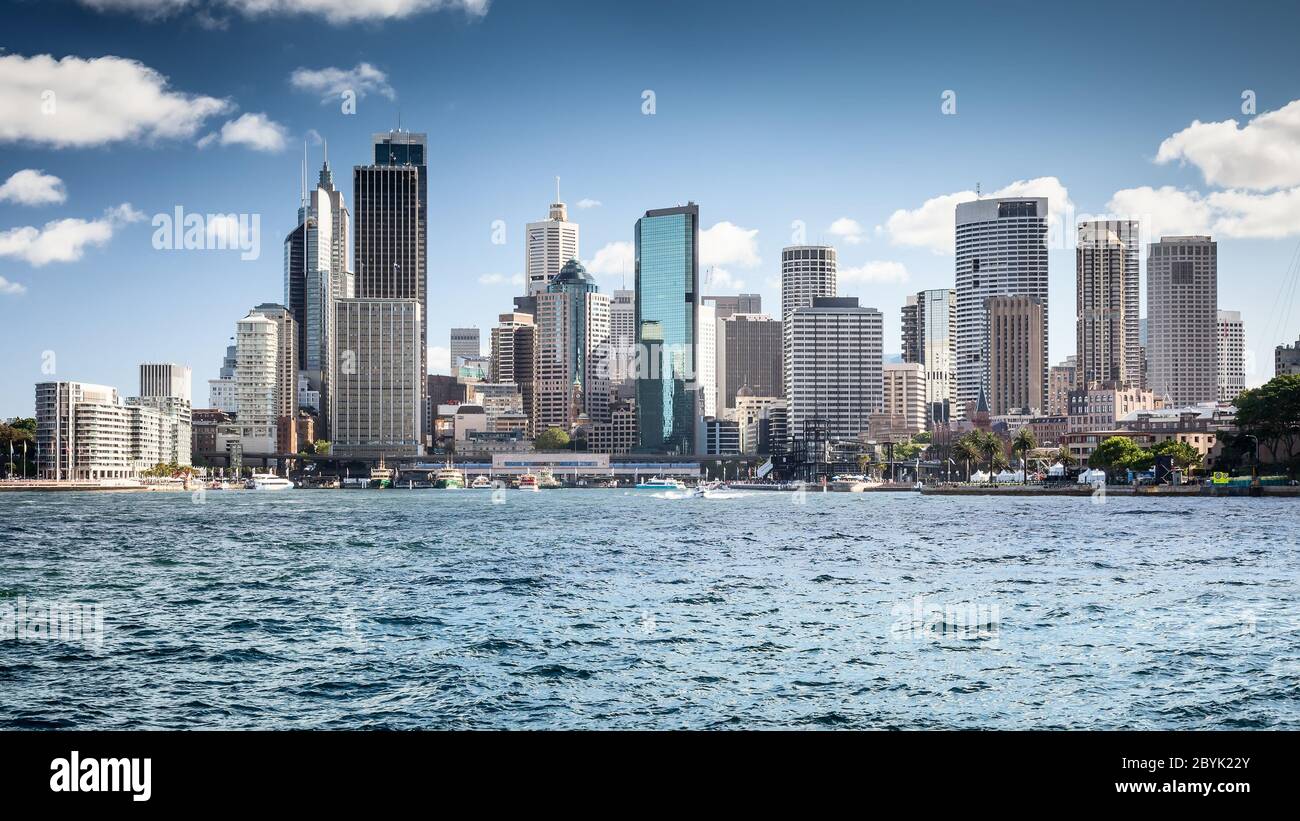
[781,245,837,410]
[697,301,717,418]
[355,130,427,443]
[1217,310,1245,403]
[249,303,299,424]
[986,295,1045,415]
[900,288,956,424]
[1277,335,1300,377]
[450,327,481,366]
[490,312,537,435]
[787,296,883,441]
[139,363,191,404]
[635,203,699,454]
[1147,235,1217,406]
[235,311,279,453]
[717,313,783,410]
[1076,220,1139,389]
[331,299,423,458]
[702,293,762,319]
[525,191,579,297]
[955,197,1049,414]
[536,259,611,431]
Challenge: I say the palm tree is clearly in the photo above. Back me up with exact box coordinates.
[1012,428,1037,484]
[953,435,979,481]
[1055,445,1076,467]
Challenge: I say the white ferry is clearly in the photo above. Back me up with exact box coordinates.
[830,474,882,492]
[469,475,493,489]
[636,477,687,491]
[248,474,294,491]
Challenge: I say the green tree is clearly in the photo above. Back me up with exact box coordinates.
[1089,436,1149,480]
[912,431,932,445]
[1151,439,1203,474]
[1011,427,1037,461]
[1055,446,1076,467]
[313,440,331,456]
[1234,375,1300,472]
[534,427,571,451]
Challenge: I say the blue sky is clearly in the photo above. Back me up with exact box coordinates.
[3,0,1300,418]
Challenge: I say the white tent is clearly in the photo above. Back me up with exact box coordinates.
[1077,468,1107,484]
[970,470,991,483]
[1047,462,1065,477]
[994,470,1017,483]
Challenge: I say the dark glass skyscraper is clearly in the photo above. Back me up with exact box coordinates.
[354,131,428,442]
[634,203,699,454]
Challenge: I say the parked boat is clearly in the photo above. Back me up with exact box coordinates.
[435,465,466,489]
[517,472,540,492]
[537,469,562,489]
[469,475,492,489]
[248,474,294,491]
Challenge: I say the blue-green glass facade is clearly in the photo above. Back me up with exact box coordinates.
[635,204,699,454]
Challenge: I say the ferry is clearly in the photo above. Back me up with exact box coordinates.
[370,456,394,489]
[469,475,493,489]
[636,476,687,491]
[248,473,294,491]
[830,474,882,492]
[517,472,540,492]
[434,464,466,489]
[537,469,562,489]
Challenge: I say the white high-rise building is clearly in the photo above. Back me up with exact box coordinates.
[1147,235,1218,406]
[781,245,837,409]
[1217,310,1246,402]
[525,190,579,297]
[787,296,883,441]
[235,312,279,454]
[36,381,192,479]
[697,301,717,418]
[955,197,1049,415]
[139,363,191,404]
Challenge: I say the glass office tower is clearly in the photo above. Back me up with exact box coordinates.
[634,203,699,454]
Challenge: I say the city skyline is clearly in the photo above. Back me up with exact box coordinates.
[4,1,1300,420]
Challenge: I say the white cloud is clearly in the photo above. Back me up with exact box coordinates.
[1107,184,1300,241]
[576,198,601,209]
[79,0,491,24]
[290,62,395,102]
[883,176,1073,254]
[839,260,910,284]
[0,276,26,295]
[584,241,634,277]
[477,272,523,286]
[204,213,256,248]
[703,267,746,291]
[428,345,451,375]
[0,170,67,206]
[197,112,288,152]
[700,221,761,268]
[0,202,144,267]
[828,217,865,245]
[0,53,231,147]
[1156,99,1300,191]
[1105,186,1214,240]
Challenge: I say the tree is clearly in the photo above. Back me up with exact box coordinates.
[0,419,36,478]
[1151,439,1203,474]
[1089,436,1149,480]
[912,431,932,445]
[534,427,571,451]
[1055,446,1076,467]
[894,440,923,461]
[1011,428,1037,461]
[952,435,979,480]
[955,430,1003,479]
[313,440,331,456]
[1234,375,1300,473]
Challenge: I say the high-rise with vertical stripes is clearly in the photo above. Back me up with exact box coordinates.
[955,197,1049,414]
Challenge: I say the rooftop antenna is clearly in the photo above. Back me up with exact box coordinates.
[555,175,560,203]
[300,140,306,206]
[976,181,982,198]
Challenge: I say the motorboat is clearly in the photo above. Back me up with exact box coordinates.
[469,475,492,489]
[636,476,687,491]
[517,472,540,492]
[830,474,882,492]
[248,473,294,491]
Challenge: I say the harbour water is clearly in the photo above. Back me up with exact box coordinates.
[1,489,1296,729]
